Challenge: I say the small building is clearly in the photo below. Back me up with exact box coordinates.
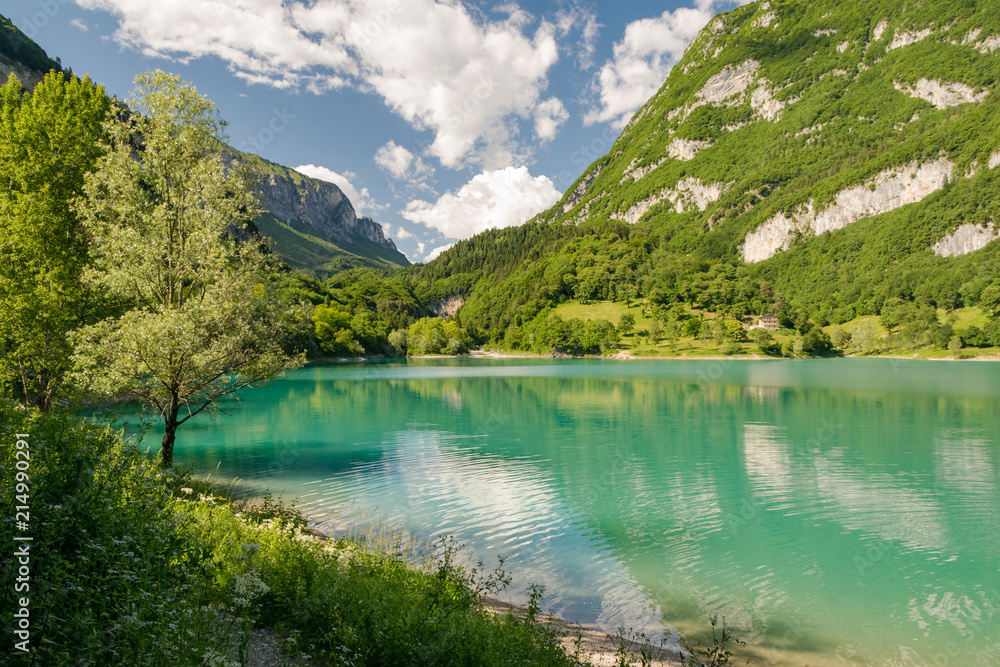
[758,315,779,331]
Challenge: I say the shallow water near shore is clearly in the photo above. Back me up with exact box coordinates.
[117,359,1000,665]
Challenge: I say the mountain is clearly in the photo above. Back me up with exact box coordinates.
[0,13,407,275]
[1,14,62,89]
[424,0,1000,337]
[229,150,409,273]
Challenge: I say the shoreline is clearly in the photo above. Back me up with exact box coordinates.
[306,350,1000,363]
[297,524,682,666]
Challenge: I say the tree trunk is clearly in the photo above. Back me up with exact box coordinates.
[162,392,180,466]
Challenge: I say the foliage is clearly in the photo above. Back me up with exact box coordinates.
[0,71,109,409]
[407,317,471,356]
[71,71,304,464]
[0,400,236,665]
[618,313,636,337]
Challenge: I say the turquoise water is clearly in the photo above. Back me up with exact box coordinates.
[123,359,1000,665]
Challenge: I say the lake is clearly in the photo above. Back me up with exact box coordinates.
[120,358,1000,666]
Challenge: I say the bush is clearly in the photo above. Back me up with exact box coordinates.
[0,401,235,665]
[959,325,990,348]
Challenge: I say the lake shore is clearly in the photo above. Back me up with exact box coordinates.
[297,524,683,666]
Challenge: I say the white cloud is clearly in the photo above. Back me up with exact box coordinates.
[375,140,433,181]
[402,166,561,240]
[534,98,569,142]
[70,18,89,32]
[394,226,415,240]
[415,242,426,257]
[425,243,455,262]
[75,0,568,168]
[585,1,751,128]
[294,164,384,217]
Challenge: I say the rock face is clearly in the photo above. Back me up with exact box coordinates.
[742,158,954,263]
[563,165,604,213]
[256,173,399,252]
[430,295,464,319]
[667,137,713,161]
[0,53,47,90]
[894,79,989,109]
[933,223,998,257]
[614,178,726,224]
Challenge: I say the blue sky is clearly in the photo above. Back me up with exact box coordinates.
[6,0,750,262]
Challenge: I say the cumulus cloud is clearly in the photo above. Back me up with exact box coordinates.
[375,140,433,181]
[294,164,383,217]
[394,226,415,240]
[425,243,455,262]
[585,0,752,128]
[74,0,568,168]
[402,166,561,240]
[70,18,89,32]
[534,98,569,142]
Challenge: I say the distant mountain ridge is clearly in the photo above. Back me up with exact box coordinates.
[1,13,407,274]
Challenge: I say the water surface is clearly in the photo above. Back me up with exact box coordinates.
[120,359,1000,665]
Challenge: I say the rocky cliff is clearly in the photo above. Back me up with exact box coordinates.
[256,171,398,252]
[236,153,409,272]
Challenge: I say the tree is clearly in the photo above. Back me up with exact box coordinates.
[648,319,664,344]
[0,72,110,410]
[751,329,777,356]
[829,325,850,349]
[948,336,962,359]
[618,312,636,337]
[72,71,304,465]
[980,284,1000,317]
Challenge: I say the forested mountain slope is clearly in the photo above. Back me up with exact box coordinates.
[424,0,1000,339]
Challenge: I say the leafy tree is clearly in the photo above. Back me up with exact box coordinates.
[648,319,664,344]
[801,329,833,356]
[829,325,850,349]
[751,329,778,356]
[682,316,703,338]
[986,318,1000,347]
[0,72,109,410]
[849,321,879,354]
[388,329,408,356]
[618,312,636,337]
[959,326,989,348]
[981,285,1000,318]
[948,336,963,359]
[72,71,304,465]
[722,319,745,342]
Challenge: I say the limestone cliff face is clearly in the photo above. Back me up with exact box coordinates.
[0,53,47,90]
[256,173,399,253]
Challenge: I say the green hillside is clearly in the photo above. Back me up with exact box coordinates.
[416,0,1000,353]
[255,213,410,275]
[0,14,61,75]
